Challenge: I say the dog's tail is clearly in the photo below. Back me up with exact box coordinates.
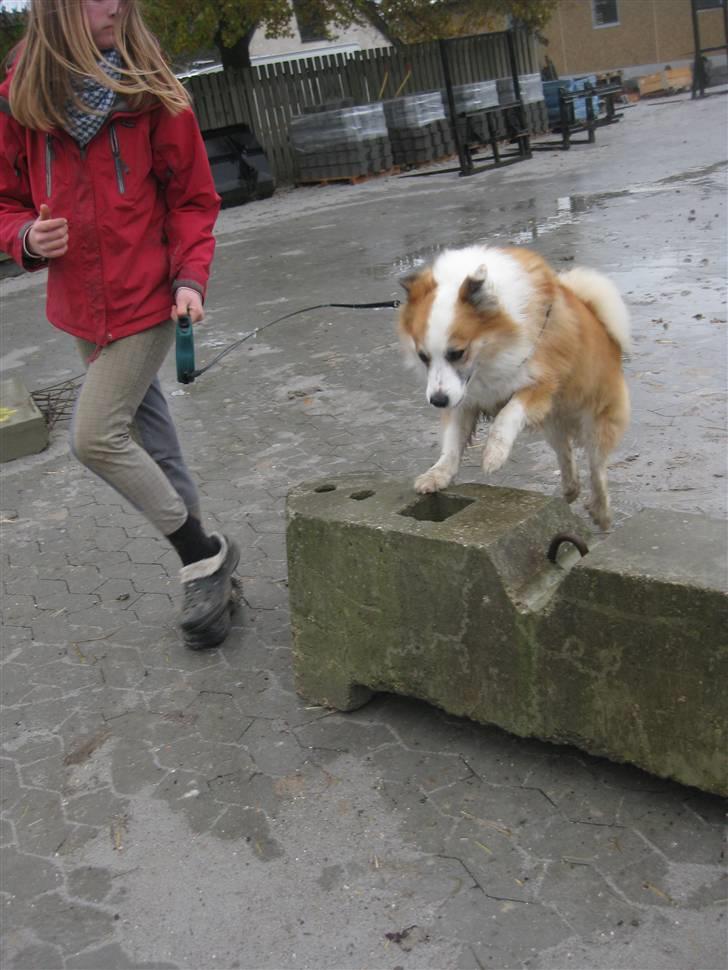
[559,267,631,354]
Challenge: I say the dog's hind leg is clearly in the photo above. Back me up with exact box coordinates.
[415,404,479,493]
[543,419,580,503]
[584,382,630,530]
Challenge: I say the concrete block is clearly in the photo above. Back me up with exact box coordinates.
[286,476,728,795]
[0,376,48,462]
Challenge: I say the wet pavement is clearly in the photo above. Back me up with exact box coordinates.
[1,91,726,969]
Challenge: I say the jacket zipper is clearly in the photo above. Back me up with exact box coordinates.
[45,134,54,197]
[108,123,126,194]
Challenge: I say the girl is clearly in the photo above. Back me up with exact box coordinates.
[0,0,239,649]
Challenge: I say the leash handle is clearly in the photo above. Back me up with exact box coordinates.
[175,314,196,384]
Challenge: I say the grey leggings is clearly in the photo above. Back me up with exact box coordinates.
[72,321,200,535]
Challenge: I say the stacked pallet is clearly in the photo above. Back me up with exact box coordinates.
[383,93,455,168]
[497,73,549,134]
[638,66,692,97]
[290,104,393,183]
[543,76,601,126]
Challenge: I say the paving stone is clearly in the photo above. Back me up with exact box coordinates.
[17,754,66,794]
[66,866,113,903]
[109,740,165,797]
[5,943,66,970]
[295,714,395,756]
[155,736,250,778]
[64,787,129,827]
[19,892,115,954]
[210,804,285,858]
[1,846,64,898]
[0,816,15,846]
[13,789,71,856]
[237,718,307,775]
[66,942,180,969]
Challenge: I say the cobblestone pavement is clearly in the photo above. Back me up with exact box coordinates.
[1,93,726,970]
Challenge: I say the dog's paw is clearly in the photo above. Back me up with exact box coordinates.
[481,438,510,475]
[562,482,581,503]
[414,466,453,493]
[585,497,612,531]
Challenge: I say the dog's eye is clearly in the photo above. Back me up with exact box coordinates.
[418,350,431,366]
[446,348,465,363]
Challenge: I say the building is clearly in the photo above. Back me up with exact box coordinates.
[539,0,726,78]
[249,5,389,67]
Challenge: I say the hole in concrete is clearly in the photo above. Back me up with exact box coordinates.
[398,493,474,523]
[314,483,336,493]
[350,490,375,501]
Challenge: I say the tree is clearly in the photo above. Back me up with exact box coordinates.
[142,0,558,72]
[0,7,27,67]
[142,0,360,71]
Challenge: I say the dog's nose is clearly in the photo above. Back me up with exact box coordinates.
[430,391,449,408]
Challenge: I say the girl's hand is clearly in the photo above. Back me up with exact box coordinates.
[172,287,204,323]
[27,204,68,259]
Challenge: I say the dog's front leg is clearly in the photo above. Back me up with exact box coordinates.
[482,385,553,474]
[415,405,479,493]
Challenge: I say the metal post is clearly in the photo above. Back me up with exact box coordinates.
[560,92,570,149]
[505,28,531,158]
[439,38,471,176]
[586,86,596,143]
[690,0,706,98]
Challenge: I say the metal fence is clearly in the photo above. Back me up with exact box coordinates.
[186,29,538,184]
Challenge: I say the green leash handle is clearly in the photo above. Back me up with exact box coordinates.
[176,314,196,384]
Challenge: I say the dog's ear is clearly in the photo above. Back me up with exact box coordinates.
[460,264,498,310]
[399,267,435,301]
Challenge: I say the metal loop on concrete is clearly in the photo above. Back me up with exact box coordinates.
[547,532,590,563]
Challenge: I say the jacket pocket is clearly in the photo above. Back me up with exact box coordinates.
[45,134,54,197]
[109,123,126,195]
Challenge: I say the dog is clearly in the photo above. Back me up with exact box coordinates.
[398,245,630,530]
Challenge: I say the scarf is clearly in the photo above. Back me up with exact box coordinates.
[64,49,123,147]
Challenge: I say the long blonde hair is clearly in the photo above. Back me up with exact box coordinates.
[10,0,190,131]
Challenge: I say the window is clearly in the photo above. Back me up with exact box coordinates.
[592,0,619,28]
[293,1,328,43]
[695,0,722,9]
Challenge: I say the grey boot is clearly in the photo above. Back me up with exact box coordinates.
[178,533,240,649]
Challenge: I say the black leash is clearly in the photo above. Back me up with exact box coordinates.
[176,299,401,384]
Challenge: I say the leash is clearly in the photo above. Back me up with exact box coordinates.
[175,300,401,385]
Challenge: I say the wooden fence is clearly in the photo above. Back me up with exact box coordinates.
[186,29,539,185]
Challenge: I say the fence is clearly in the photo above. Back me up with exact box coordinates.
[186,29,539,184]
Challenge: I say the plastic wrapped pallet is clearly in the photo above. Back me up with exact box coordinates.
[452,81,499,113]
[289,108,364,153]
[383,92,446,129]
[383,92,453,168]
[289,103,393,182]
[497,74,545,105]
[351,103,388,139]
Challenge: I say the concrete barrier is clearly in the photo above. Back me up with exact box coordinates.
[0,376,48,463]
[286,475,728,795]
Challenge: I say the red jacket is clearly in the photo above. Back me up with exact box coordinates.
[0,60,220,346]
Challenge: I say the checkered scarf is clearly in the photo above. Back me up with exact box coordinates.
[64,50,123,147]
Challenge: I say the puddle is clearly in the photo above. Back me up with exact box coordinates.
[367,160,727,284]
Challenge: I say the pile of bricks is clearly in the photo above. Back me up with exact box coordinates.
[290,103,394,183]
[383,93,455,168]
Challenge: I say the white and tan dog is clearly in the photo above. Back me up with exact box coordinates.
[399,245,630,529]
